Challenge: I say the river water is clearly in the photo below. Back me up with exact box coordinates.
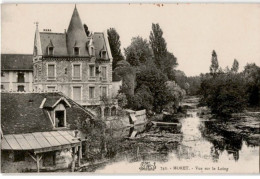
[91,99,259,174]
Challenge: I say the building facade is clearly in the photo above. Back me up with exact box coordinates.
[33,6,116,115]
[1,54,33,92]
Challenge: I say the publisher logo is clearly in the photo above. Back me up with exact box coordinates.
[139,162,156,171]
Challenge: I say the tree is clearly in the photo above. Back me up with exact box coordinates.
[200,73,246,117]
[125,36,154,66]
[210,50,219,76]
[243,63,260,106]
[136,63,170,113]
[149,23,168,69]
[149,23,178,80]
[231,59,239,73]
[83,24,90,36]
[107,28,125,70]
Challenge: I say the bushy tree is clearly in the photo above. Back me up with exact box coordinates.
[200,73,246,117]
[107,28,125,70]
[243,63,260,106]
[125,36,154,66]
[136,63,170,113]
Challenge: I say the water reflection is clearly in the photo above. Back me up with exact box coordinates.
[86,100,259,173]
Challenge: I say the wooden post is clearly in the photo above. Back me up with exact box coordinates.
[71,147,75,172]
[36,154,40,173]
[77,145,81,167]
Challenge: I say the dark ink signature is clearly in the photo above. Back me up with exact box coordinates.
[139,161,156,171]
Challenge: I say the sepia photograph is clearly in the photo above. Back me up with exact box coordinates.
[0,3,260,174]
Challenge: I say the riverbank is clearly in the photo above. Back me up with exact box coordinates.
[197,103,260,146]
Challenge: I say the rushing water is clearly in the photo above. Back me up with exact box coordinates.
[89,100,259,174]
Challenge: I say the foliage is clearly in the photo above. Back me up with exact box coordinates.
[200,72,246,117]
[117,93,128,108]
[107,28,125,70]
[186,76,201,95]
[135,63,170,113]
[209,50,219,77]
[243,63,260,106]
[173,70,188,91]
[231,59,239,73]
[125,36,154,66]
[83,24,90,36]
[149,23,178,80]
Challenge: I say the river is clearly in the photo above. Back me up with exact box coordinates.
[85,98,259,174]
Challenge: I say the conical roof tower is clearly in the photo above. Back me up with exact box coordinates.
[66,5,88,56]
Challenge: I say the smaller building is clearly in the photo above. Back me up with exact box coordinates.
[1,92,94,173]
[1,54,33,92]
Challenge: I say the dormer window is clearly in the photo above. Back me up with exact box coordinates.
[74,47,80,56]
[101,50,107,59]
[48,47,54,56]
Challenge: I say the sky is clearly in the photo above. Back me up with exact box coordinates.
[1,3,260,76]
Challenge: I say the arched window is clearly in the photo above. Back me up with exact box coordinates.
[111,106,117,116]
[104,107,110,117]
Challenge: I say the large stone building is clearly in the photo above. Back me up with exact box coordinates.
[33,6,117,116]
[1,54,33,92]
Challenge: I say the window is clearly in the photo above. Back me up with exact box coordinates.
[1,72,4,77]
[74,47,80,56]
[17,72,25,83]
[14,151,25,162]
[47,64,55,80]
[104,107,110,117]
[48,47,54,56]
[18,85,25,92]
[47,86,56,92]
[101,86,107,98]
[89,86,95,99]
[111,106,117,116]
[101,51,107,59]
[101,66,107,80]
[72,64,81,80]
[55,111,65,128]
[1,85,4,89]
[73,86,81,102]
[89,65,95,78]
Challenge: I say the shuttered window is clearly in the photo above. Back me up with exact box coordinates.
[101,86,107,98]
[73,64,81,79]
[101,66,107,80]
[73,87,81,102]
[89,65,95,77]
[89,87,95,99]
[48,64,55,79]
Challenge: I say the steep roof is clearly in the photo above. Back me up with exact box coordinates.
[33,6,112,60]
[93,32,110,60]
[1,92,95,135]
[66,6,88,56]
[1,54,33,71]
[39,33,68,56]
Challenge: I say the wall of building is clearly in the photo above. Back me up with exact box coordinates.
[1,71,33,92]
[33,58,113,106]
